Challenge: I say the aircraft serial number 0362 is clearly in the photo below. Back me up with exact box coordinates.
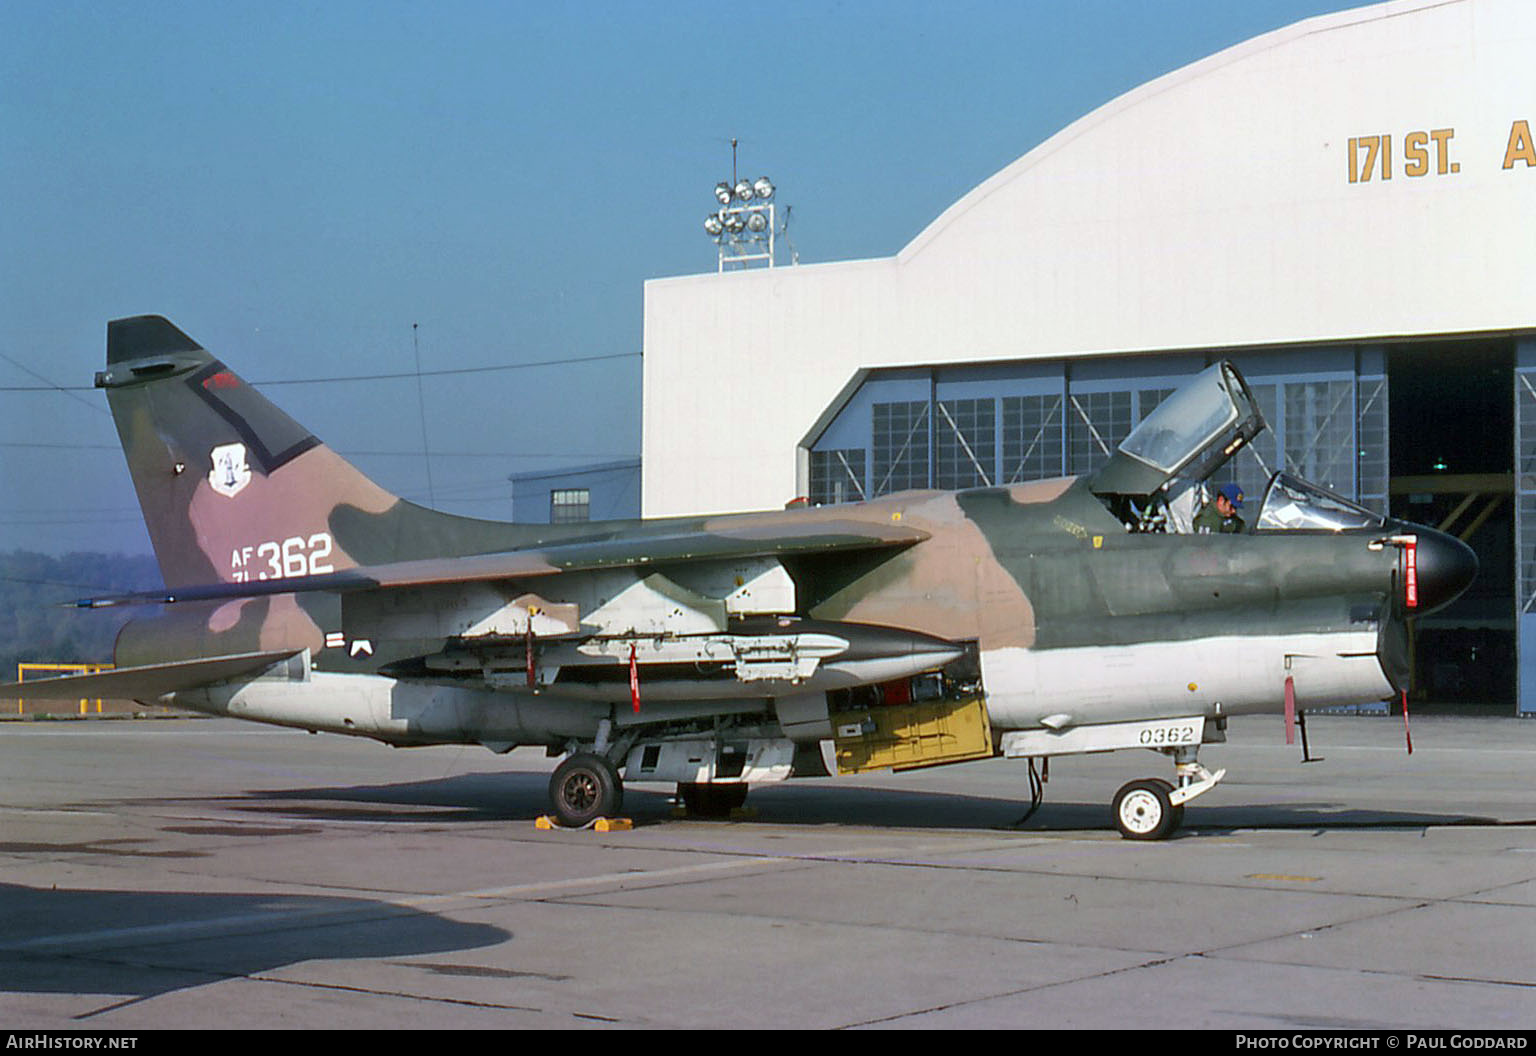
[1139,723,1200,747]
[1,317,1476,840]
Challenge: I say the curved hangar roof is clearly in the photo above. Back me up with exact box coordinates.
[642,0,1536,518]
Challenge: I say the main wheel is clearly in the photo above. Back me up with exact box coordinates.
[678,782,748,818]
[1112,778,1178,841]
[549,753,623,827]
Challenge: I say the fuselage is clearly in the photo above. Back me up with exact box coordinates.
[121,473,1454,752]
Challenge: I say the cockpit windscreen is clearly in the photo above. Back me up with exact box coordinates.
[1255,472,1386,532]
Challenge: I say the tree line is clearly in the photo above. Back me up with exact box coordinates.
[0,551,162,676]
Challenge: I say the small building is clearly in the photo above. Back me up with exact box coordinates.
[509,458,641,525]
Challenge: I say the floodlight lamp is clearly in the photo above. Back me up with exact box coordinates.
[724,212,746,233]
[714,182,732,205]
[746,211,768,232]
[734,179,754,201]
[753,176,774,200]
[704,214,724,236]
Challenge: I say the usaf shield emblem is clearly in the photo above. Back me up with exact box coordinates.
[208,442,253,498]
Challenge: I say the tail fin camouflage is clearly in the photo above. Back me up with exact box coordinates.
[100,315,530,589]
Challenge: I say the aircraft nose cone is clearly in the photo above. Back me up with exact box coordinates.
[1406,524,1478,615]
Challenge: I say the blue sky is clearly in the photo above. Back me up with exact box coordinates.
[0,0,1362,555]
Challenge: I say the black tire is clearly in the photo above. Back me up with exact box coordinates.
[678,782,748,818]
[549,753,623,827]
[1112,778,1178,841]
[1151,777,1186,833]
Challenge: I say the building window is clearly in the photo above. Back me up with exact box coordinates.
[1068,391,1133,476]
[810,449,866,505]
[935,398,995,489]
[1357,376,1389,515]
[1138,387,1175,420]
[1001,394,1064,482]
[1516,371,1536,614]
[872,401,930,496]
[1283,379,1356,495]
[550,488,590,523]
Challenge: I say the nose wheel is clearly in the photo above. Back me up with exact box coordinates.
[1112,778,1183,840]
[1111,756,1225,840]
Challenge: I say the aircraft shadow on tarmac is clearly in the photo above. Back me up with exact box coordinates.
[0,882,507,1013]
[112,771,1501,836]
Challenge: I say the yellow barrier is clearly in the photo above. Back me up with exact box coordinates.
[15,662,115,715]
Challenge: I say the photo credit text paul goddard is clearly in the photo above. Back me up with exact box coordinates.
[1235,1038,1527,1050]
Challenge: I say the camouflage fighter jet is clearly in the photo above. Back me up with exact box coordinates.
[3,316,1477,838]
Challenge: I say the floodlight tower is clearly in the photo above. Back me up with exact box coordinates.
[703,140,788,272]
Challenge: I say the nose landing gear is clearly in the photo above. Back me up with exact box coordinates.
[1111,750,1225,840]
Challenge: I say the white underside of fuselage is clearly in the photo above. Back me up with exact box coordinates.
[168,629,1391,760]
[980,629,1391,731]
[173,672,610,747]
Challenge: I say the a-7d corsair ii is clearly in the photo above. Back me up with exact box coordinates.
[5,317,1476,838]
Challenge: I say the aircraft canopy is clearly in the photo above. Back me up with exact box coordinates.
[1091,361,1265,497]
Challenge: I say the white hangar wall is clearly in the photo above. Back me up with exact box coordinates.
[641,0,1536,519]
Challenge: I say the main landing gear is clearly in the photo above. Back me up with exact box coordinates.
[545,753,752,826]
[1111,749,1225,841]
[548,752,624,828]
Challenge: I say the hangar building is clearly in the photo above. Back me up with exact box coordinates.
[640,0,1536,713]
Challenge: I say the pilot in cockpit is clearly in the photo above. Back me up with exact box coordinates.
[1194,483,1246,534]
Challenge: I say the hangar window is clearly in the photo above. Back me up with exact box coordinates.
[1138,387,1175,420]
[1357,376,1389,515]
[1283,379,1356,495]
[1002,394,1065,482]
[1516,370,1536,617]
[1068,391,1133,476]
[935,398,995,489]
[810,449,866,505]
[872,401,930,496]
[550,488,590,523]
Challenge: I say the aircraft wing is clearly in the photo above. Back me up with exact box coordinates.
[0,651,299,700]
[72,519,929,608]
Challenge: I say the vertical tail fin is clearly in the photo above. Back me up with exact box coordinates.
[100,316,526,589]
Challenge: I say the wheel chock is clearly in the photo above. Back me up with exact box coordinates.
[535,815,632,832]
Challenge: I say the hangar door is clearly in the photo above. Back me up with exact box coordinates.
[804,352,1385,515]
[1515,339,1536,715]
[804,358,1203,504]
[1391,340,1515,713]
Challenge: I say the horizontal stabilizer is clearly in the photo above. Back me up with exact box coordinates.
[0,650,299,700]
[72,520,929,608]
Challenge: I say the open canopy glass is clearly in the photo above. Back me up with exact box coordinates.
[1091,361,1265,498]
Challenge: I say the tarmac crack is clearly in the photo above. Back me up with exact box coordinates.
[782,851,1536,910]
[48,947,556,1021]
[831,952,1186,1028]
[247,972,549,1014]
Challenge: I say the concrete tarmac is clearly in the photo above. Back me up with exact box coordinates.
[1,714,1534,1030]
